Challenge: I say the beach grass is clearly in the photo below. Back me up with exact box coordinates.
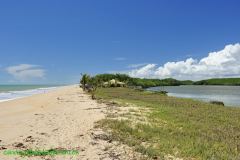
[95,87,240,159]
[3,149,78,157]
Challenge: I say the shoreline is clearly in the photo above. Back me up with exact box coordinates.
[1,85,239,159]
[0,85,103,159]
[0,85,140,160]
[0,85,65,103]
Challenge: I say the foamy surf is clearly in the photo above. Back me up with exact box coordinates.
[0,86,59,102]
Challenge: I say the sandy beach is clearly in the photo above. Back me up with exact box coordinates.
[0,85,139,160]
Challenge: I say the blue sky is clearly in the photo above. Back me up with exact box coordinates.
[0,0,240,84]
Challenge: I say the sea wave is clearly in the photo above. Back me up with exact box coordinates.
[0,87,59,102]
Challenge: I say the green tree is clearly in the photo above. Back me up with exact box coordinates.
[88,77,101,99]
[80,74,90,91]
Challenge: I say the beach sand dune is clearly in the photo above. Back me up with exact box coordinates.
[0,85,138,160]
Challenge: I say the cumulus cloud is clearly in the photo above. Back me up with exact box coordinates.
[129,43,240,80]
[6,64,45,81]
[129,64,157,78]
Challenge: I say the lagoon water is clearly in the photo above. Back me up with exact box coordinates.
[148,85,240,107]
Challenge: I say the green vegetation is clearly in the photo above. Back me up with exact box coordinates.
[80,73,102,99]
[89,74,193,88]
[3,149,78,156]
[194,78,240,85]
[80,74,240,89]
[80,74,90,91]
[95,88,240,159]
[88,75,102,99]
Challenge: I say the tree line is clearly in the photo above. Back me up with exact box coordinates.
[80,73,240,90]
[80,73,193,91]
[80,73,240,99]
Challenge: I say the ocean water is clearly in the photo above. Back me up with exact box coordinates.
[147,85,240,107]
[0,85,60,102]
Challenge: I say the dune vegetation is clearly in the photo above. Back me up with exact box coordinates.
[94,88,240,159]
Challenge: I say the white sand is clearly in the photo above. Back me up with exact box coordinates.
[0,85,141,160]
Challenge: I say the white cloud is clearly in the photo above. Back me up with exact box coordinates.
[129,43,240,80]
[6,64,45,81]
[129,64,157,78]
[127,63,148,68]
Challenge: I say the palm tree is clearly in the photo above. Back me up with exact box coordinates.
[80,74,90,91]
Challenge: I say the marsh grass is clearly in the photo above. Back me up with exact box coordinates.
[95,88,240,159]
